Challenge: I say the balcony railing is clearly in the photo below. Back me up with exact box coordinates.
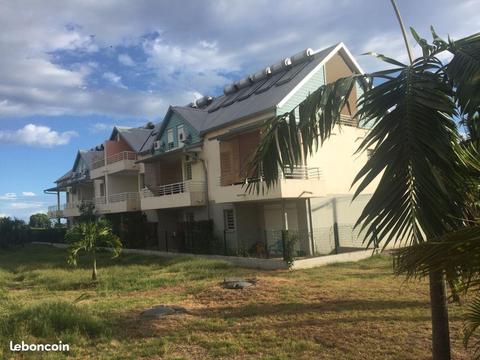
[219,166,321,186]
[142,181,206,198]
[108,192,139,203]
[106,151,137,165]
[338,114,359,127]
[91,151,137,170]
[95,196,106,205]
[64,199,94,209]
[48,205,62,212]
[91,158,105,170]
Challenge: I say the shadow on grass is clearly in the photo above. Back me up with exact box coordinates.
[196,299,431,319]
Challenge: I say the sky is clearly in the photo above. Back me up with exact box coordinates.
[0,0,478,220]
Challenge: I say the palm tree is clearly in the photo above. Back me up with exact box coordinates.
[66,219,122,281]
[247,26,480,360]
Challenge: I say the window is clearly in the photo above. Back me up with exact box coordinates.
[223,209,235,231]
[99,183,105,197]
[184,162,192,180]
[167,128,174,149]
[177,125,185,143]
[139,173,145,189]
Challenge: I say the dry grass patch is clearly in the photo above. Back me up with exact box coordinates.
[0,244,473,359]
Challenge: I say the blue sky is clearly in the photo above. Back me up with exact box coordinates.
[0,0,478,220]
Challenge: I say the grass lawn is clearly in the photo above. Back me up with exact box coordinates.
[0,244,472,359]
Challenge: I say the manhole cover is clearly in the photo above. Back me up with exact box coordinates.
[140,305,187,318]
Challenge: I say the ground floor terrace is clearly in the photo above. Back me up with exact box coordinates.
[120,194,378,260]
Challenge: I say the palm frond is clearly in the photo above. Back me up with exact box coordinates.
[246,76,361,194]
[352,56,470,248]
[465,295,480,359]
[394,226,480,279]
[446,32,480,118]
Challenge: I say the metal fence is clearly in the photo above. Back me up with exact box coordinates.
[135,223,375,260]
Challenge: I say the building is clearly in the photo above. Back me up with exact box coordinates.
[46,42,379,258]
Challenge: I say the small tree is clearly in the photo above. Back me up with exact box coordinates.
[29,213,51,229]
[66,219,122,281]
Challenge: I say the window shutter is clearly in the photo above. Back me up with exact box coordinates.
[220,140,234,186]
[238,130,261,179]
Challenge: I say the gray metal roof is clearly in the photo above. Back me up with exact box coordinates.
[55,170,73,184]
[138,123,161,154]
[169,44,338,136]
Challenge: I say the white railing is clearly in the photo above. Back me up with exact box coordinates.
[91,151,137,169]
[64,199,94,210]
[108,192,139,203]
[280,166,321,180]
[219,166,321,186]
[106,151,137,165]
[95,196,106,205]
[142,181,206,198]
[339,114,358,127]
[91,158,105,170]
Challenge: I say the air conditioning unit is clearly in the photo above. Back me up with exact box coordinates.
[153,140,161,150]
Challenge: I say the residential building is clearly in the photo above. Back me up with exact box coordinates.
[46,42,381,257]
[46,149,102,222]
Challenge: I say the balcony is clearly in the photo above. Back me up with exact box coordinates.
[214,166,325,203]
[95,192,140,214]
[141,181,207,210]
[47,205,63,218]
[90,151,139,178]
[63,200,94,218]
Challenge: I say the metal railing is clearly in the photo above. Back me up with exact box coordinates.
[108,192,139,203]
[106,151,137,165]
[64,199,94,209]
[280,166,321,180]
[219,166,321,186]
[91,151,137,169]
[94,196,106,205]
[91,158,105,170]
[142,181,206,198]
[338,114,359,127]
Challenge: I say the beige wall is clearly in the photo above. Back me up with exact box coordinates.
[306,125,377,195]
[108,174,138,195]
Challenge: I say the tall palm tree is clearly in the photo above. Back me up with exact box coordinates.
[66,219,122,281]
[247,28,480,359]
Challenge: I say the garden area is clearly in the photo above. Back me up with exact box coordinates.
[0,244,473,359]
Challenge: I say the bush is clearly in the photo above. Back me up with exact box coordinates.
[29,228,67,244]
[1,301,106,339]
[0,217,29,249]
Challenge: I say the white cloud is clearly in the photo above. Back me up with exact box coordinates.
[0,213,9,218]
[118,53,135,66]
[0,124,78,147]
[9,202,43,210]
[102,72,127,88]
[0,193,17,200]
[22,192,36,197]
[0,0,477,120]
